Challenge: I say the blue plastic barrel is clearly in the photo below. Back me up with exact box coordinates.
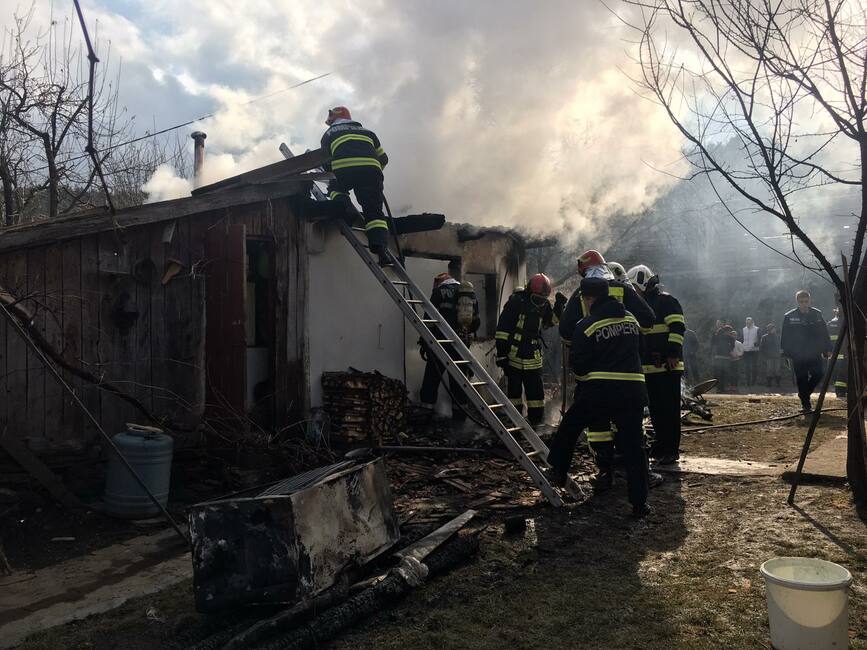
[104,424,173,518]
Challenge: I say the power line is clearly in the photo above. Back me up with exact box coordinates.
[29,70,334,172]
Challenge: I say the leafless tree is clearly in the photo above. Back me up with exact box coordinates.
[620,0,867,506]
[0,5,190,226]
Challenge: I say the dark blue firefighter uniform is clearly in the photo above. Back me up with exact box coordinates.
[320,119,389,254]
[558,279,655,476]
[547,281,650,509]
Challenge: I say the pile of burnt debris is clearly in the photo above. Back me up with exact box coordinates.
[182,457,480,650]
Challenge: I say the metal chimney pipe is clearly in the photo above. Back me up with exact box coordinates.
[191,131,207,188]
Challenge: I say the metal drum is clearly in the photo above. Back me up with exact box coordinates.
[104,424,173,518]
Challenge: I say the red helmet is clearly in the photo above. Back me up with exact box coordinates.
[577,250,606,277]
[433,272,452,289]
[325,106,352,125]
[527,273,552,297]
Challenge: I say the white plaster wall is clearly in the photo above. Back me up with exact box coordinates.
[307,223,406,408]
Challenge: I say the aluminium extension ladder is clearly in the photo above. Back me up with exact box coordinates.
[281,145,580,506]
[337,222,582,506]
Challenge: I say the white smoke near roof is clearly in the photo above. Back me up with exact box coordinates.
[114,0,687,231]
[142,164,191,201]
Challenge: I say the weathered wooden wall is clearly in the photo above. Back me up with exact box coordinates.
[0,195,307,457]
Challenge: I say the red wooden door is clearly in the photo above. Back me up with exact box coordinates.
[205,224,246,422]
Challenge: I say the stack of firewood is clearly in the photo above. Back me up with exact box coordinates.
[321,371,408,444]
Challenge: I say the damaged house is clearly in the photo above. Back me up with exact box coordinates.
[0,150,548,461]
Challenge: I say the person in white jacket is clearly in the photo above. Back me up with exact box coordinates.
[741,317,761,386]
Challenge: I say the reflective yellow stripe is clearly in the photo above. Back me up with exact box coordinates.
[509,397,524,406]
[640,324,669,335]
[643,363,684,374]
[583,315,639,337]
[577,371,645,382]
[835,381,848,388]
[609,286,624,301]
[526,399,545,408]
[837,354,845,360]
[509,358,543,370]
[830,335,839,341]
[330,133,375,155]
[586,430,614,443]
[495,331,510,340]
[332,157,383,171]
[513,333,523,341]
[668,333,684,345]
[329,191,348,200]
[364,219,388,231]
[664,314,685,325]
[375,146,385,156]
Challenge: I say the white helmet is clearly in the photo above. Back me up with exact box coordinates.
[608,262,627,283]
[627,264,655,292]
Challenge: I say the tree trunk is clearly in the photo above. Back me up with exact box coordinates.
[0,155,15,226]
[845,282,867,509]
[44,135,58,219]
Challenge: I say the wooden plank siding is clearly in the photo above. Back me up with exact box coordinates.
[0,196,308,455]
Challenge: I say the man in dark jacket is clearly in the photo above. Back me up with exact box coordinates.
[320,106,390,263]
[547,277,651,517]
[558,250,655,488]
[419,272,480,419]
[495,273,566,425]
[781,290,832,412]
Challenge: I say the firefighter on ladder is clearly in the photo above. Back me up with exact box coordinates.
[419,272,480,420]
[558,250,658,490]
[320,106,390,264]
[627,264,686,465]
[495,274,566,425]
[828,305,848,398]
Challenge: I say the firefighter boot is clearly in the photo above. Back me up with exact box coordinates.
[590,469,614,492]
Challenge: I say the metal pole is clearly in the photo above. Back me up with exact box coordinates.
[0,300,189,544]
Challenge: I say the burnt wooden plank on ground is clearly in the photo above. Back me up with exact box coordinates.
[0,428,83,509]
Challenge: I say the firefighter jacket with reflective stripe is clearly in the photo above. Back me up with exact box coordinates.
[780,307,831,361]
[640,288,686,374]
[495,290,562,370]
[320,120,387,173]
[426,279,479,338]
[570,295,648,405]
[559,279,655,341]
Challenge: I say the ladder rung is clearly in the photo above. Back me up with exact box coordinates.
[505,426,523,433]
[453,360,470,365]
[351,226,366,232]
[406,299,423,304]
[392,280,409,285]
[435,339,453,344]
[470,381,487,387]
[422,319,438,324]
[527,450,542,458]
[487,403,505,409]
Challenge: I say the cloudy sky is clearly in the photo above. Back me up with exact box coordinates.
[1,0,691,237]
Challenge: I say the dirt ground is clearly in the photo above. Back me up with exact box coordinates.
[16,394,867,649]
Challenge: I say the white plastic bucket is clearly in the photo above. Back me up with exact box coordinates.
[760,557,853,649]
